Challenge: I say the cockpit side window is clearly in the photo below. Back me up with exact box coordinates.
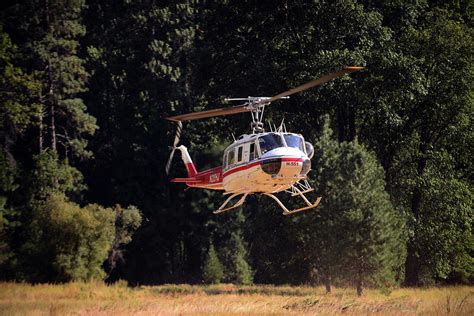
[223,152,227,168]
[284,134,305,152]
[258,133,284,154]
[227,149,235,166]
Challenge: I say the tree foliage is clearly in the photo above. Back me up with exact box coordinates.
[228,232,253,285]
[21,193,115,282]
[300,119,405,294]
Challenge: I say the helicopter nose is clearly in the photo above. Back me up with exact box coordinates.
[300,158,311,175]
[260,148,308,178]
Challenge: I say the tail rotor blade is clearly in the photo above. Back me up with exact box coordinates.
[173,121,182,147]
[165,121,183,175]
[165,148,176,175]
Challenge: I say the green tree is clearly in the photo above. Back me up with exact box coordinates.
[0,26,40,272]
[21,193,115,282]
[303,119,405,295]
[82,0,207,284]
[202,242,224,284]
[2,0,97,158]
[27,150,85,202]
[0,26,40,150]
[352,2,473,286]
[392,8,473,286]
[0,151,16,268]
[228,232,253,285]
[105,205,142,282]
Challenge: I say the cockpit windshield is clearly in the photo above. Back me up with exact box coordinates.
[258,133,284,154]
[284,134,305,152]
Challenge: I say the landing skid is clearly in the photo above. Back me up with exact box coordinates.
[264,189,321,216]
[214,193,249,214]
[214,183,321,216]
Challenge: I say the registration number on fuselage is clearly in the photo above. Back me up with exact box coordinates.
[286,161,299,166]
[210,173,220,182]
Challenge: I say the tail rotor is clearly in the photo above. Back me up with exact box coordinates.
[165,121,183,175]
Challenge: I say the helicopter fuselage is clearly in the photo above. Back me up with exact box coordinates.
[171,132,313,194]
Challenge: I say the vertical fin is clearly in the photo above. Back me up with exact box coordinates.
[177,145,197,177]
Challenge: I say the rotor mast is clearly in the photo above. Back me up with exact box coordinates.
[224,96,289,133]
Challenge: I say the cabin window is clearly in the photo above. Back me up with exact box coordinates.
[249,143,255,160]
[228,150,235,166]
[237,146,243,162]
[284,134,305,152]
[223,152,228,168]
[258,133,284,154]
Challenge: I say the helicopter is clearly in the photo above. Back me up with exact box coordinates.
[165,66,364,215]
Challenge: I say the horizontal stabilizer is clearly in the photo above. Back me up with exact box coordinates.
[171,177,203,183]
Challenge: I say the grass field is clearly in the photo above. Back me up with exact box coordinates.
[0,282,473,315]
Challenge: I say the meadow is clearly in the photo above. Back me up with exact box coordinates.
[0,282,472,315]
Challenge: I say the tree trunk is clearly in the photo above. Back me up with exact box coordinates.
[324,276,331,293]
[337,104,346,142]
[356,279,363,296]
[348,104,356,141]
[404,133,429,286]
[38,107,43,152]
[404,242,419,286]
[50,102,56,151]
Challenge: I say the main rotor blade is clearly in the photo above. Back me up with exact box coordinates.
[165,66,364,122]
[166,103,249,122]
[266,66,364,103]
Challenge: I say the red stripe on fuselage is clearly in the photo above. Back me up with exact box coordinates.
[186,166,223,185]
[222,157,304,178]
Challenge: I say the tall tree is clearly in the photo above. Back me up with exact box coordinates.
[4,0,96,159]
[82,0,209,284]
[301,119,405,295]
[0,25,40,275]
[394,8,473,286]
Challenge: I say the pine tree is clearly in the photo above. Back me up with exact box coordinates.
[0,26,41,274]
[0,26,40,150]
[304,118,405,295]
[4,0,96,159]
[202,242,224,284]
[337,140,405,295]
[229,232,253,285]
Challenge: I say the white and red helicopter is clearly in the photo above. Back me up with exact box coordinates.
[165,66,363,215]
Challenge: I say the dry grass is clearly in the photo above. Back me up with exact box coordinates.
[0,282,473,315]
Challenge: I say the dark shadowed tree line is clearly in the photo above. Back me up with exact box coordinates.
[0,0,472,294]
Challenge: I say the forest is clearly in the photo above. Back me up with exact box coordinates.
[0,0,472,294]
